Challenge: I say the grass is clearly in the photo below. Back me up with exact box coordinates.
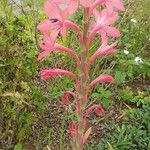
[0,0,150,149]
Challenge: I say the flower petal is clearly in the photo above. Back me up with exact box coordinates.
[104,26,120,37]
[37,31,59,60]
[105,1,114,14]
[83,127,92,144]
[37,19,51,35]
[63,0,79,18]
[80,0,93,7]
[95,106,105,116]
[104,11,118,25]
[38,50,52,60]
[92,0,106,10]
[44,0,62,20]
[41,69,78,81]
[52,0,78,18]
[111,0,125,11]
[87,9,118,49]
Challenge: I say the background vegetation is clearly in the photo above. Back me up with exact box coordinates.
[0,0,150,149]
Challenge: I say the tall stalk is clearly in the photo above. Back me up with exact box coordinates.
[77,7,90,150]
[37,0,125,149]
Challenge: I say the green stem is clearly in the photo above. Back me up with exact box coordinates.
[74,8,90,150]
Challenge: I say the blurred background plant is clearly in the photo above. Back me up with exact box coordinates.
[0,0,149,149]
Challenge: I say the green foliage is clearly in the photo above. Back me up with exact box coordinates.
[0,0,150,149]
[98,104,150,150]
[14,143,22,150]
[117,86,150,106]
[115,71,126,85]
[91,87,112,109]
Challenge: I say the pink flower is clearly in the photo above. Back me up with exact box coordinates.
[104,0,125,12]
[41,69,78,82]
[62,92,70,105]
[80,0,124,12]
[88,42,117,68]
[84,104,105,117]
[87,9,120,49]
[61,91,77,105]
[37,0,79,38]
[37,35,81,67]
[89,75,114,89]
[37,32,58,60]
[68,121,78,135]
[93,8,121,36]
[80,0,105,8]
[86,75,114,96]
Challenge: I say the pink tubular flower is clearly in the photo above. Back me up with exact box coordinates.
[68,121,78,135]
[88,42,117,68]
[54,44,81,67]
[86,75,114,96]
[88,75,114,89]
[37,33,58,60]
[84,104,105,117]
[62,92,70,105]
[37,0,80,38]
[37,36,81,67]
[61,91,77,105]
[104,0,125,12]
[80,0,125,10]
[87,8,120,49]
[41,69,78,82]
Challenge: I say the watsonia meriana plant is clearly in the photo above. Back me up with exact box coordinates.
[37,0,125,149]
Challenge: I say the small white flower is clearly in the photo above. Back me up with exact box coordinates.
[134,57,143,64]
[130,19,137,23]
[123,50,129,55]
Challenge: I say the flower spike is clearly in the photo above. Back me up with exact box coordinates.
[38,0,125,148]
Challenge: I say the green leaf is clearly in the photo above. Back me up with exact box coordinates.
[115,71,126,85]
[14,143,22,150]
[91,93,99,99]
[101,99,110,109]
[148,142,150,150]
[107,142,114,150]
